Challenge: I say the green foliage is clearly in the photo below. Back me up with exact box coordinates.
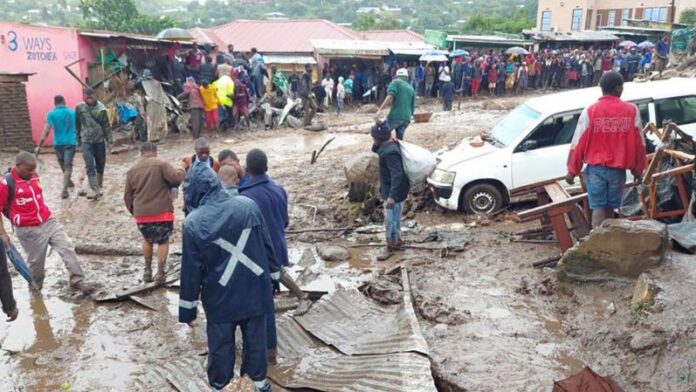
[462,9,534,34]
[79,0,177,34]
[631,299,649,320]
[681,8,696,25]
[354,13,402,31]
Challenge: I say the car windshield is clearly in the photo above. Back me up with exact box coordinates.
[490,104,541,147]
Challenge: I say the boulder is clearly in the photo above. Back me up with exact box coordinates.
[316,245,351,262]
[344,152,379,202]
[558,219,668,281]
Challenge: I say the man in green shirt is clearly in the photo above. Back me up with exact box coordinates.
[375,68,416,140]
[75,88,112,199]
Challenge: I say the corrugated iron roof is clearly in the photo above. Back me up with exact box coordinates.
[270,314,437,392]
[294,287,429,356]
[524,30,619,42]
[264,55,317,65]
[447,34,533,46]
[361,30,425,42]
[311,39,390,58]
[210,19,362,53]
[188,27,226,47]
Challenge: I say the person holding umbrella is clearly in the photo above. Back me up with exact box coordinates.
[0,241,18,322]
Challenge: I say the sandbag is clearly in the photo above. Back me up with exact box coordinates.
[399,141,437,193]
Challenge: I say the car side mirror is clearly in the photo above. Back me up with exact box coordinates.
[519,140,538,152]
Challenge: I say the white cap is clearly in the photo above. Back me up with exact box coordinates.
[396,68,409,77]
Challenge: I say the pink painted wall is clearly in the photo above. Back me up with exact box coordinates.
[0,23,85,145]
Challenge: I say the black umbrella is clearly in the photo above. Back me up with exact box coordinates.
[7,243,35,288]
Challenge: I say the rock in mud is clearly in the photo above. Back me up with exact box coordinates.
[363,274,402,304]
[316,245,351,262]
[298,248,317,267]
[632,273,660,306]
[629,330,663,352]
[558,219,668,281]
[344,152,379,202]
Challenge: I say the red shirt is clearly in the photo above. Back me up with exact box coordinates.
[135,211,174,224]
[0,169,52,227]
[567,96,646,177]
[601,57,613,71]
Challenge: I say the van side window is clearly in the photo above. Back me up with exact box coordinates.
[519,112,581,150]
[655,96,696,127]
[635,102,650,126]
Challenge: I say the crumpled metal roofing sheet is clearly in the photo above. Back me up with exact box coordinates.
[294,286,429,356]
[137,357,210,392]
[269,313,437,392]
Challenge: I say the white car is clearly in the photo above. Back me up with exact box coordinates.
[428,78,696,214]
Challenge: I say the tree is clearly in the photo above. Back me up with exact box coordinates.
[354,13,377,31]
[79,0,178,35]
[681,8,696,25]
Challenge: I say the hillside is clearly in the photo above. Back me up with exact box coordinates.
[0,0,537,34]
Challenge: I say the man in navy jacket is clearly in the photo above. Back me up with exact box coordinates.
[179,164,279,392]
[239,148,289,360]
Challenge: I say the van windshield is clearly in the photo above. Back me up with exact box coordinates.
[490,104,541,147]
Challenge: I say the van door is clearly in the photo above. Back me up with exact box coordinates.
[654,95,696,137]
[511,111,581,189]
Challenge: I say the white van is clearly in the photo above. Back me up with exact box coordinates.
[427,78,696,214]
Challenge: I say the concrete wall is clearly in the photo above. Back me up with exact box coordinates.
[0,23,86,145]
[0,76,34,151]
[536,0,679,31]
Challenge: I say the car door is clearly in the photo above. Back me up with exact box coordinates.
[511,111,581,189]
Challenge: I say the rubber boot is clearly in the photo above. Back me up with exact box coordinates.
[154,260,166,285]
[86,175,100,200]
[143,258,153,283]
[96,174,104,197]
[377,242,394,261]
[78,178,89,197]
[61,172,70,199]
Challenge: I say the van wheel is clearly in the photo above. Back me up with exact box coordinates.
[462,183,503,215]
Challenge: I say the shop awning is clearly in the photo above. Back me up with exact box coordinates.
[312,39,390,58]
[263,55,317,65]
[383,41,436,56]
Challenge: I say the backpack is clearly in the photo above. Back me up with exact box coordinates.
[2,171,15,219]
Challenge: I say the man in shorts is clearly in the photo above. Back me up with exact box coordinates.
[124,142,185,284]
[233,77,251,129]
[566,72,647,228]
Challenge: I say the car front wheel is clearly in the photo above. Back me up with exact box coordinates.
[462,183,504,215]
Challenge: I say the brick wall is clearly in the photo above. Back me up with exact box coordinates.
[0,80,34,151]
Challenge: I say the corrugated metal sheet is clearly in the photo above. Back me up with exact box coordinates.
[264,55,317,65]
[136,357,209,392]
[270,313,437,392]
[294,286,429,356]
[311,39,390,58]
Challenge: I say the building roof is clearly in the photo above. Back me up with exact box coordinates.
[447,34,532,47]
[264,54,317,65]
[360,30,424,42]
[188,27,226,48]
[524,30,619,42]
[312,39,390,58]
[209,19,362,53]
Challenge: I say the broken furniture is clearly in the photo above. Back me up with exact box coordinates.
[512,177,591,254]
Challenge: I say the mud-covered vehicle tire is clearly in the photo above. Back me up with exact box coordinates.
[461,183,504,215]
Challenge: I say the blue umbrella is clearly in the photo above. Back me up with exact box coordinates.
[7,243,34,287]
[450,49,470,58]
[638,41,655,50]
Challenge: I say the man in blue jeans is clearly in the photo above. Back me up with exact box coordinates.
[75,88,112,200]
[35,95,78,199]
[375,68,416,140]
[371,121,410,260]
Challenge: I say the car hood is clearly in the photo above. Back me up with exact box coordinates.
[436,137,498,170]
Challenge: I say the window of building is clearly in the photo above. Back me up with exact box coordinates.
[607,10,616,27]
[541,11,552,31]
[571,9,583,31]
[621,8,630,26]
[644,7,668,23]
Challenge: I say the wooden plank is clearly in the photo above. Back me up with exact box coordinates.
[129,295,159,311]
[643,147,666,185]
[663,149,695,163]
[510,176,566,197]
[549,212,574,252]
[543,183,571,203]
[517,194,587,221]
[652,164,695,180]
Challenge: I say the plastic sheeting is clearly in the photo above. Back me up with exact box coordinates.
[669,221,696,253]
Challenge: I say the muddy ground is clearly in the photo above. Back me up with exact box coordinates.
[0,96,694,392]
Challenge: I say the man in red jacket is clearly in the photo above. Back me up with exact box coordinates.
[0,152,85,291]
[566,72,646,228]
